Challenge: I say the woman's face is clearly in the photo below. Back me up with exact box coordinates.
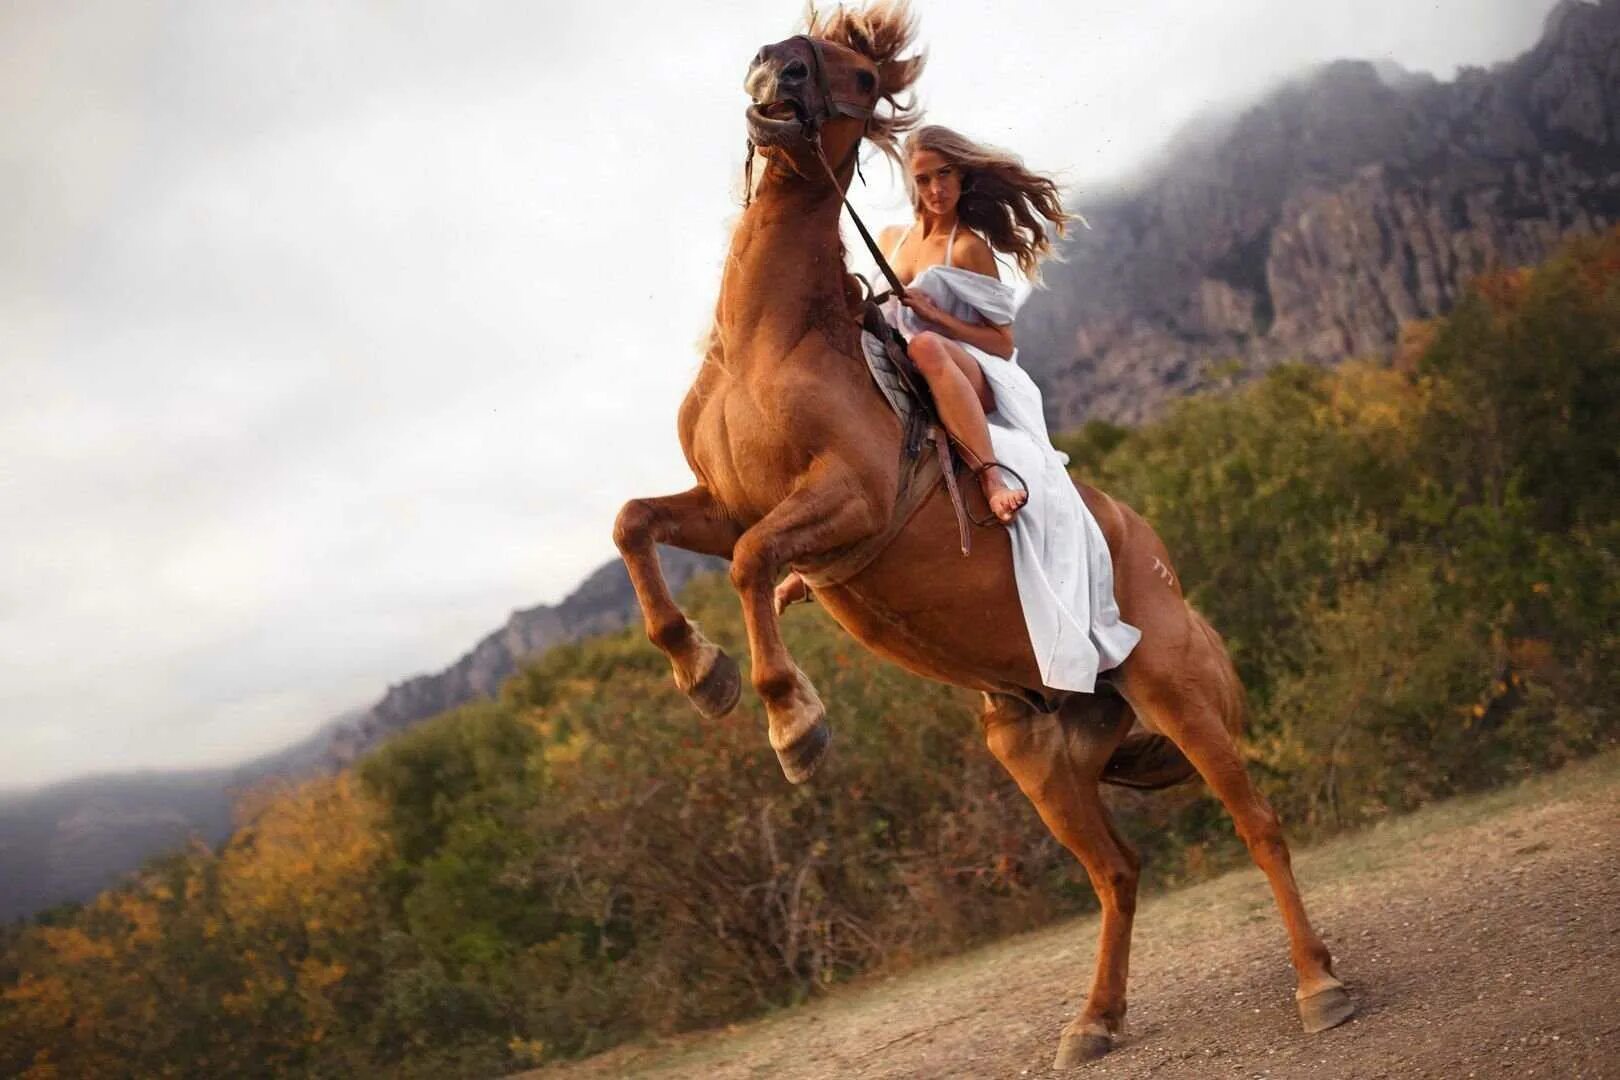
[910,148,962,217]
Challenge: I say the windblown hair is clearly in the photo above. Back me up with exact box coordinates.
[805,1,925,165]
[904,125,1074,281]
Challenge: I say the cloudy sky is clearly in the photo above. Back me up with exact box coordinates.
[0,0,1562,790]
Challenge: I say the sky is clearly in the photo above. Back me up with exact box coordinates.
[0,0,1564,790]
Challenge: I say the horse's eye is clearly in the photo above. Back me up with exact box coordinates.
[857,71,876,93]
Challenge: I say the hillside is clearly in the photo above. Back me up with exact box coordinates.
[321,547,725,768]
[4,229,1612,1075]
[0,547,722,922]
[537,751,1620,1079]
[1016,0,1620,425]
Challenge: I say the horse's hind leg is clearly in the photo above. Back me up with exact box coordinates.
[1119,616,1354,1036]
[981,691,1141,1067]
[613,486,744,719]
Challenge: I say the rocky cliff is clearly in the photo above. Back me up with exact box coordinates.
[1016,0,1620,426]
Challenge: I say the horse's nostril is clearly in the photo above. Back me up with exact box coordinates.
[782,60,808,82]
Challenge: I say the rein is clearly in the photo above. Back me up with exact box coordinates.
[809,138,905,298]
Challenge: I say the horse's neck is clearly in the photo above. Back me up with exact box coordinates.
[719,171,849,356]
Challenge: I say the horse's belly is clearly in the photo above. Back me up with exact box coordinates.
[814,489,1045,694]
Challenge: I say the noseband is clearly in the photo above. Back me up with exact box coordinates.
[793,34,876,129]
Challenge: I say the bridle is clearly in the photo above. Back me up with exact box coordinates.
[743,35,907,297]
[796,34,876,128]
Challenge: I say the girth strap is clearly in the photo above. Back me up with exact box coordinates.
[795,440,942,591]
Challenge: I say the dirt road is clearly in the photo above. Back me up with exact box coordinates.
[544,752,1620,1079]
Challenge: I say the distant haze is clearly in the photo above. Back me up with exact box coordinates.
[0,0,1563,789]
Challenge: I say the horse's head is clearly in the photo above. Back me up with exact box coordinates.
[743,2,924,171]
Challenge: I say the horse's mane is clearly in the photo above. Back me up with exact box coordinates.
[805,1,925,165]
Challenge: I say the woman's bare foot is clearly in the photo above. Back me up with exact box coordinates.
[773,571,812,615]
[980,466,1027,524]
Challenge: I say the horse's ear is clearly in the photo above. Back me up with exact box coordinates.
[838,19,873,59]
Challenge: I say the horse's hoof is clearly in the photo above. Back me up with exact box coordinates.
[1052,1031,1112,1069]
[774,715,831,784]
[767,669,830,783]
[687,650,742,720]
[1298,983,1355,1033]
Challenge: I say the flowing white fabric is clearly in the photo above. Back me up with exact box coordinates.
[875,239,1141,692]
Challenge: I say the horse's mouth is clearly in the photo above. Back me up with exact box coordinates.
[747,98,810,145]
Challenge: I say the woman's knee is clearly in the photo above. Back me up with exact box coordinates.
[910,332,950,379]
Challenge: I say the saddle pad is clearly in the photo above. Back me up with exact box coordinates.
[860,323,921,430]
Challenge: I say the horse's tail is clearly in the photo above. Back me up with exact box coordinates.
[1100,605,1245,791]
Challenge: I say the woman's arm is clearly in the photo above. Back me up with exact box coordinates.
[903,294,1015,358]
[903,231,1015,358]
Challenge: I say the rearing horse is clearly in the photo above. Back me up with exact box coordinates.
[612,3,1353,1066]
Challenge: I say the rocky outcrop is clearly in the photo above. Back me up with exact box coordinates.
[1017,0,1620,427]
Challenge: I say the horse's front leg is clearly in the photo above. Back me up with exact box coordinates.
[613,486,745,719]
[729,467,885,782]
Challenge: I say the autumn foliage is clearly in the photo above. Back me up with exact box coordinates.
[3,229,1617,1077]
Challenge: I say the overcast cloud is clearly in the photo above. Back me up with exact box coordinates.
[0,0,1562,789]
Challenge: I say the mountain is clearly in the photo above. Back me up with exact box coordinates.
[1016,0,1620,426]
[0,547,723,922]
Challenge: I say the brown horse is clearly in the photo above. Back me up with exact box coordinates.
[612,2,1353,1066]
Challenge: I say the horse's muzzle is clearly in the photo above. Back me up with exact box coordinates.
[744,46,817,147]
[746,100,811,147]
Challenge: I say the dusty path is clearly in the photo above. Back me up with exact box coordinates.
[542,752,1620,1079]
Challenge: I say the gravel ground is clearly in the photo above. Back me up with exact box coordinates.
[537,751,1620,1079]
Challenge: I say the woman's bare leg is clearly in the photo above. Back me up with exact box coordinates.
[910,331,1027,522]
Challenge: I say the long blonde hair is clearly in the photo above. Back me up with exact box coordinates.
[903,125,1072,281]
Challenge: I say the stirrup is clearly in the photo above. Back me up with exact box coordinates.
[968,461,1030,528]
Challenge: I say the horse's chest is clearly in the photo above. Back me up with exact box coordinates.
[684,376,808,517]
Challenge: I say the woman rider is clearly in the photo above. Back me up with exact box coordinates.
[776,124,1091,619]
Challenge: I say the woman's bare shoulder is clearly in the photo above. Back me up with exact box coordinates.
[953,230,1000,278]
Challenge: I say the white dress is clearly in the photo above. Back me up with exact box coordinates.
[877,223,1141,693]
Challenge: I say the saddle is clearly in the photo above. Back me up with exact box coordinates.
[793,298,980,590]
